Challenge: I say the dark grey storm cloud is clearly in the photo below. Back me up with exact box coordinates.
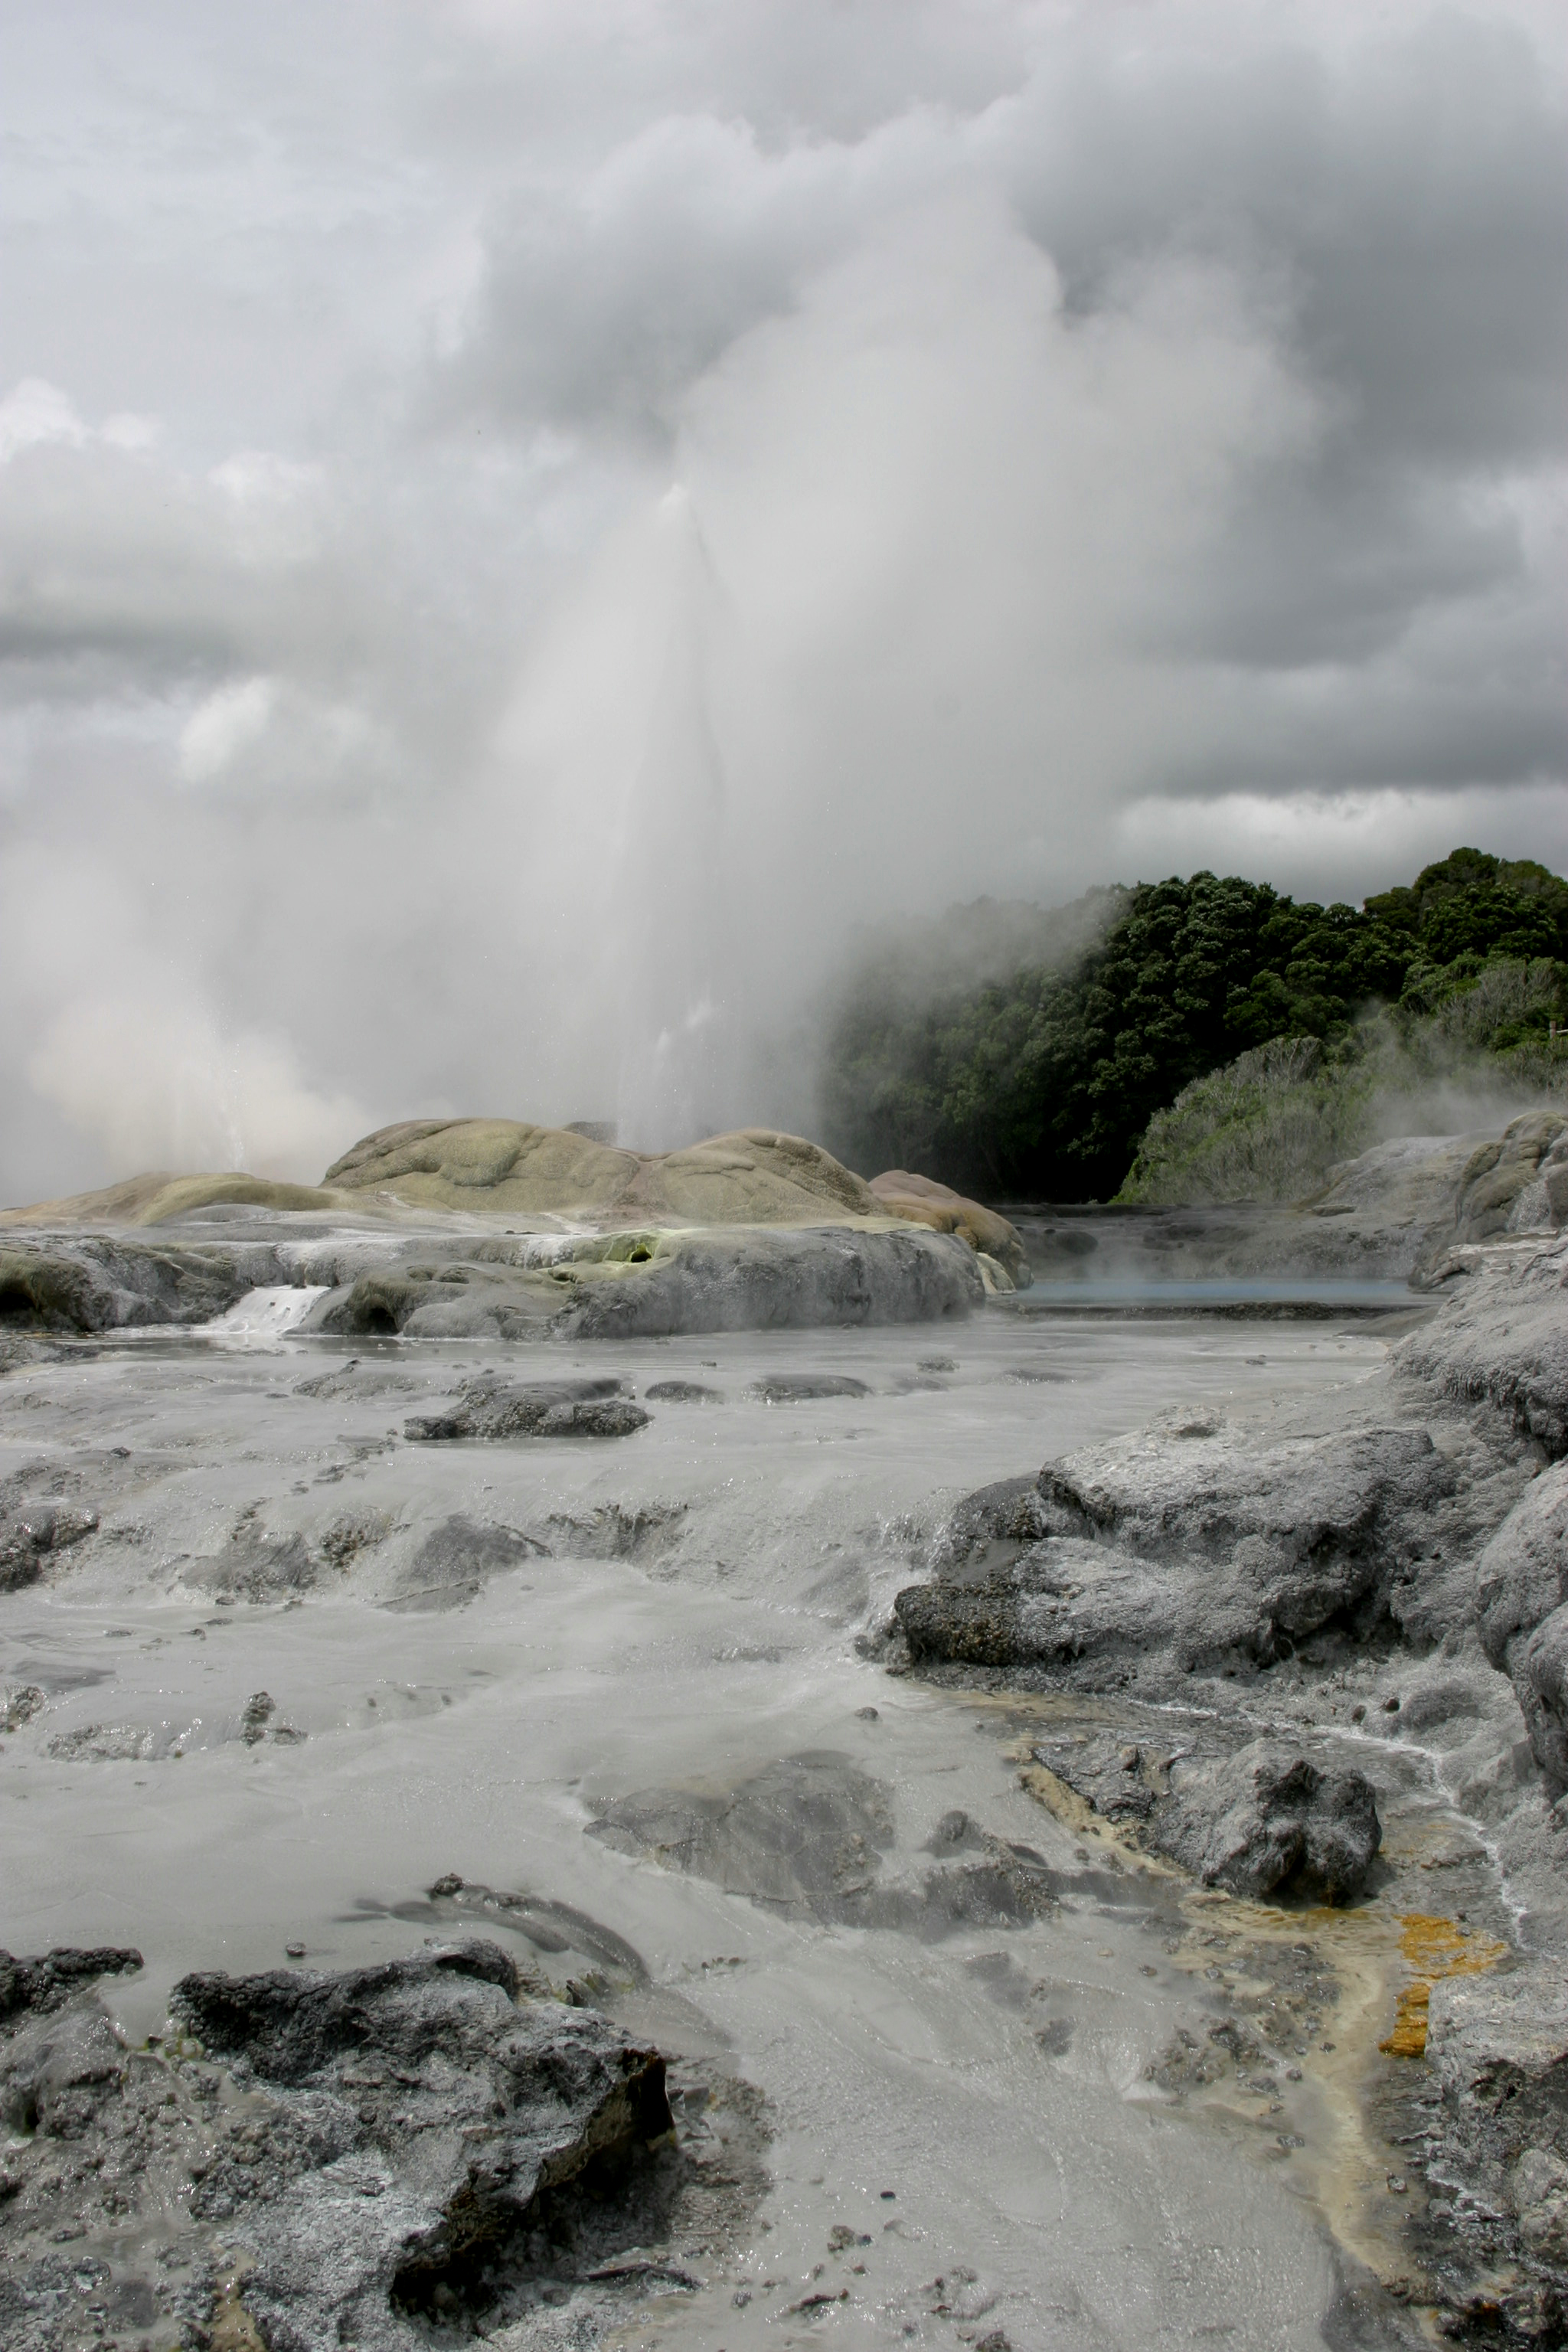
[0,0,1563,1194]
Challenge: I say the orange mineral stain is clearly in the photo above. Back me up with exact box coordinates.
[1379,1914,1505,2059]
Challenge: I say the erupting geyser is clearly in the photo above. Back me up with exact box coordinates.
[612,487,736,1152]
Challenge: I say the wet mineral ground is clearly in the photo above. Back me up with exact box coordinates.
[2,1226,1567,2351]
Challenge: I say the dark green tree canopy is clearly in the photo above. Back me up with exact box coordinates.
[819,850,1568,1201]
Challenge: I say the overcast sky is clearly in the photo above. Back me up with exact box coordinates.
[2,0,1565,1191]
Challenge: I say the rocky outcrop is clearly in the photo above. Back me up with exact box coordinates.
[1150,1743,1381,1902]
[548,1224,983,1340]
[0,1217,984,1343]
[1403,1234,1568,1455]
[0,1945,142,2028]
[0,1172,358,1230]
[323,1119,882,1226]
[1018,1118,1566,1290]
[299,1223,985,1341]
[0,1501,99,1593]
[0,1236,281,1331]
[1027,1727,1381,1901]
[867,1171,1032,1286]
[896,1419,1471,1690]
[1424,1971,1568,2334]
[0,1941,680,2352]
[1476,1462,1568,1795]
[1446,1111,1568,1246]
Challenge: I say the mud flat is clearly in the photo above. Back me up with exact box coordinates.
[3,1293,1440,2352]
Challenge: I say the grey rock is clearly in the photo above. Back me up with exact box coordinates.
[47,1723,158,1762]
[191,1512,318,1600]
[0,1684,44,1733]
[541,1502,686,1560]
[643,1380,723,1402]
[556,1226,982,1341]
[746,1374,871,1403]
[403,1378,648,1442]
[588,1752,895,1919]
[305,1224,984,1341]
[927,1475,1054,1577]
[1426,1971,1568,2283]
[1521,1604,1568,1798]
[1403,1236,1568,1458]
[586,1753,1057,1937]
[385,1515,544,1612]
[0,1946,142,2024]
[1475,1463,1568,1790]
[1150,1743,1381,1903]
[1446,1112,1568,1247]
[897,1534,1185,1680]
[0,1502,98,1592]
[898,1423,1460,1685]
[1,2000,126,2135]
[1029,1729,1160,1824]
[0,1940,681,2352]
[1476,1462,1568,1670]
[312,1261,554,1339]
[0,1238,283,1332]
[172,1942,671,2348]
[242,1691,276,1743]
[1028,1727,1380,1900]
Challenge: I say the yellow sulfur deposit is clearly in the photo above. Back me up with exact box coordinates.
[1379,1914,1507,2058]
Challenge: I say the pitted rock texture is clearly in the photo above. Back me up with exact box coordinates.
[0,1941,686,2352]
[1148,1743,1381,1903]
[1425,1973,1568,2332]
[0,1946,143,2030]
[1028,1728,1380,1902]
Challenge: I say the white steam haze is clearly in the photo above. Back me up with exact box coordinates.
[2,0,1565,1191]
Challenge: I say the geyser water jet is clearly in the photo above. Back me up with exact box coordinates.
[612,486,737,1152]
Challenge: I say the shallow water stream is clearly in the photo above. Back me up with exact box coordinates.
[3,1310,1439,2350]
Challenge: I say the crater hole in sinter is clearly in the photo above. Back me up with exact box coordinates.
[361,1306,398,1334]
[0,1280,40,1327]
[389,2099,680,2323]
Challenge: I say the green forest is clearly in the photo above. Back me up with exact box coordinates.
[818,848,1568,1202]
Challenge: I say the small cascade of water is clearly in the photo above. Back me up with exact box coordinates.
[611,487,737,1153]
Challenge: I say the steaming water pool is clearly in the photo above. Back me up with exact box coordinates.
[1,1313,1422,2349]
[1011,1279,1419,1307]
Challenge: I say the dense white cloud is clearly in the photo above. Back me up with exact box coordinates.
[0,0,1563,1191]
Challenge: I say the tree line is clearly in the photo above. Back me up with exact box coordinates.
[818,848,1568,1200]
